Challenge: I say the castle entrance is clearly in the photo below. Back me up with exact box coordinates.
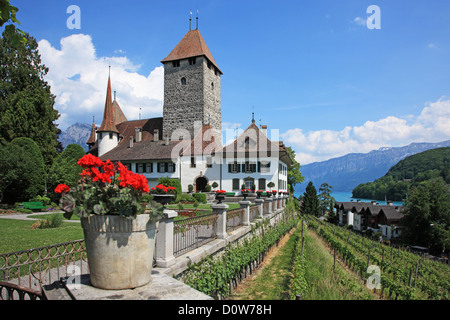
[195,177,208,192]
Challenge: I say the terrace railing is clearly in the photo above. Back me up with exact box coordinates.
[226,208,244,231]
[173,213,218,257]
[0,239,87,296]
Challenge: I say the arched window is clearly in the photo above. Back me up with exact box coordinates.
[181,77,186,85]
[211,82,214,90]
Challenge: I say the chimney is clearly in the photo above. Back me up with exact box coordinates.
[154,129,159,142]
[129,136,133,148]
[135,127,142,143]
[261,125,267,136]
[165,136,170,146]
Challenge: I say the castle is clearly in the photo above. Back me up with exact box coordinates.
[87,24,292,194]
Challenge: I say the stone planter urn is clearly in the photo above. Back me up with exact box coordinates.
[151,194,175,206]
[215,194,225,204]
[81,214,158,290]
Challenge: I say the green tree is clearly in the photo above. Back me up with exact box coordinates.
[2,137,46,203]
[401,178,450,255]
[47,144,86,202]
[0,139,23,202]
[286,147,304,193]
[318,182,335,217]
[0,0,26,45]
[301,181,319,217]
[0,28,61,170]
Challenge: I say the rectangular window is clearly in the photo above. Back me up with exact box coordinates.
[158,163,166,173]
[172,60,180,67]
[168,162,175,173]
[189,57,196,65]
[229,162,239,173]
[146,163,153,173]
[137,163,144,173]
[109,132,113,139]
[232,179,240,191]
[190,157,196,168]
[258,178,266,190]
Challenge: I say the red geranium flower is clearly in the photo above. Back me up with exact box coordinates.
[55,184,70,194]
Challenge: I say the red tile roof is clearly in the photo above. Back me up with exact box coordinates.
[161,29,222,74]
[97,76,119,133]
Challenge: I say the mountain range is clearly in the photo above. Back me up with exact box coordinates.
[295,140,450,194]
[58,122,92,152]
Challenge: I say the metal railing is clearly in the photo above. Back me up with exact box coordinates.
[0,239,87,293]
[173,213,218,257]
[250,205,259,221]
[226,208,244,231]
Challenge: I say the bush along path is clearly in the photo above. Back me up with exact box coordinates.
[179,210,299,300]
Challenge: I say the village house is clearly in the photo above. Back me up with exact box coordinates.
[335,200,404,240]
[87,25,292,194]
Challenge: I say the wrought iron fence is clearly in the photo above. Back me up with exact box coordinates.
[249,205,259,221]
[226,208,244,231]
[173,213,218,257]
[0,281,43,300]
[0,239,87,293]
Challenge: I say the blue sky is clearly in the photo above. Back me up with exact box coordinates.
[7,0,450,164]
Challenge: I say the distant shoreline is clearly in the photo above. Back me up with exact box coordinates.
[294,190,404,206]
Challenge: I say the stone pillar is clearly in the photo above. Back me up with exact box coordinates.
[255,198,264,219]
[211,203,228,239]
[273,195,278,212]
[239,200,251,226]
[155,208,178,268]
[265,198,273,215]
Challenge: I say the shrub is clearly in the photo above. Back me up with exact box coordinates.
[188,184,194,193]
[204,184,211,192]
[179,194,195,203]
[30,195,51,206]
[192,193,207,204]
[157,177,182,202]
[31,214,64,229]
[211,182,218,189]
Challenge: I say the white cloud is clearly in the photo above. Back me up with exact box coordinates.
[352,17,366,26]
[38,34,164,130]
[281,97,450,165]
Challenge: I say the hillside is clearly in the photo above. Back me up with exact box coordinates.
[295,140,450,194]
[352,147,450,201]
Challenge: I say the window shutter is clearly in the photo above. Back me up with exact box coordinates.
[165,163,168,172]
[237,162,241,173]
[257,161,261,172]
[228,163,232,173]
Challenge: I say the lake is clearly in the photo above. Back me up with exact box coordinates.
[294,190,404,206]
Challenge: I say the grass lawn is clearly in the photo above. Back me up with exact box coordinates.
[0,218,84,254]
[302,228,376,300]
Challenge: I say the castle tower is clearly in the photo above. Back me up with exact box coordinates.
[97,74,119,157]
[161,28,222,142]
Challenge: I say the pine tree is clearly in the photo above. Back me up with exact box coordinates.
[301,181,319,217]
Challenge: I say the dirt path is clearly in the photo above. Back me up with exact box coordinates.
[227,227,296,300]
